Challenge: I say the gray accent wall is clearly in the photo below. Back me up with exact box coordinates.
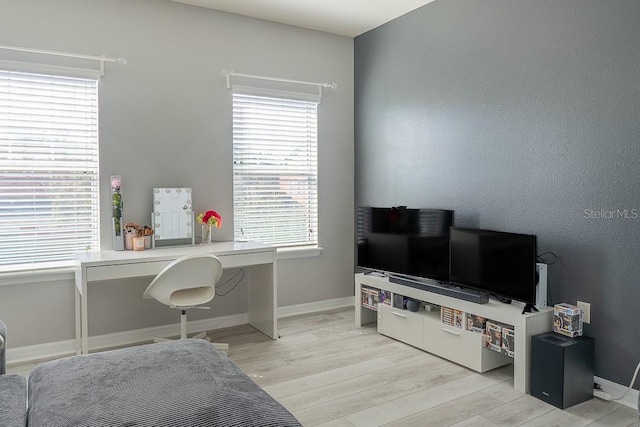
[0,0,354,347]
[355,0,640,385]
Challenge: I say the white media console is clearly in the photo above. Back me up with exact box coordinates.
[355,272,553,393]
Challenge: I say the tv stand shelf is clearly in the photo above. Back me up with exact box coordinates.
[355,273,553,393]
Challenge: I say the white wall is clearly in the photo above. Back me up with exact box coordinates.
[0,0,354,347]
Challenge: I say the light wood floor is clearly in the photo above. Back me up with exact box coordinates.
[8,307,640,426]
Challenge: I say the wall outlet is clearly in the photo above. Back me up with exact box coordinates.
[577,301,591,324]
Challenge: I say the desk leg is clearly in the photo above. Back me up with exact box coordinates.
[74,265,87,354]
[74,288,81,355]
[247,263,277,339]
[81,280,89,354]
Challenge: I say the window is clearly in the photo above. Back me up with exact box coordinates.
[233,92,318,247]
[0,69,99,267]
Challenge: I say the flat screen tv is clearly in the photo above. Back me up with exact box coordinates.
[449,228,537,306]
[356,206,454,282]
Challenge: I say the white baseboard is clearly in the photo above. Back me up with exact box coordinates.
[7,313,249,366]
[594,375,639,410]
[6,339,77,365]
[7,298,355,366]
[88,313,249,351]
[278,296,354,318]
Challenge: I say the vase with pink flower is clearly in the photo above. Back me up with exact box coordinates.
[196,210,222,245]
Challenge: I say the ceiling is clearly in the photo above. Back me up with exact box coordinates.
[169,0,437,37]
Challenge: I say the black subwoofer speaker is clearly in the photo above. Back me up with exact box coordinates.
[530,332,594,409]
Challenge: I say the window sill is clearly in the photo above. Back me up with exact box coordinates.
[0,262,76,287]
[276,246,323,260]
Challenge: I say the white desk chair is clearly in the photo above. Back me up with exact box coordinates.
[143,254,228,351]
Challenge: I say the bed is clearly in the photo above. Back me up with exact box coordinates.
[26,339,301,427]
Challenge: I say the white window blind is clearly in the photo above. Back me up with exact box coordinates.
[0,69,99,267]
[233,93,318,247]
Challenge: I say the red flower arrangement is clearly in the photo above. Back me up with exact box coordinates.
[197,210,222,228]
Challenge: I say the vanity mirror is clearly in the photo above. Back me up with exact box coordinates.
[152,188,194,247]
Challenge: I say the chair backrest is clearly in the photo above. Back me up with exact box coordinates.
[143,254,223,308]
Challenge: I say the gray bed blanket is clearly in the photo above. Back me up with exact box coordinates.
[28,339,301,427]
[0,374,27,427]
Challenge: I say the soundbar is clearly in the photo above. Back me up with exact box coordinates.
[389,276,489,304]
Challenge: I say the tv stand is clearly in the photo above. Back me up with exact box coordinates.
[355,273,553,393]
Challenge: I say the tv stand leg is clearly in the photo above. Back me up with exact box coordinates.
[355,281,376,326]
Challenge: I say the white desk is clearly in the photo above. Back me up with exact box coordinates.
[74,241,277,354]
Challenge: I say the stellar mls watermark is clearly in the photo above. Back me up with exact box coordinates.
[583,208,639,219]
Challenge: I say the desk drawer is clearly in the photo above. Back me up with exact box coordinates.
[86,260,172,282]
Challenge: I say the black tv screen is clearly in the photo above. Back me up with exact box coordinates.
[356,207,454,282]
[449,228,537,305]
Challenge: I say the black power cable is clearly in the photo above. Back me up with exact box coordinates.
[215,268,245,296]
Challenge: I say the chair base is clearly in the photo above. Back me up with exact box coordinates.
[151,311,229,352]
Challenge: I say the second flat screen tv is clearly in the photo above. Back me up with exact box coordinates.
[449,228,538,305]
